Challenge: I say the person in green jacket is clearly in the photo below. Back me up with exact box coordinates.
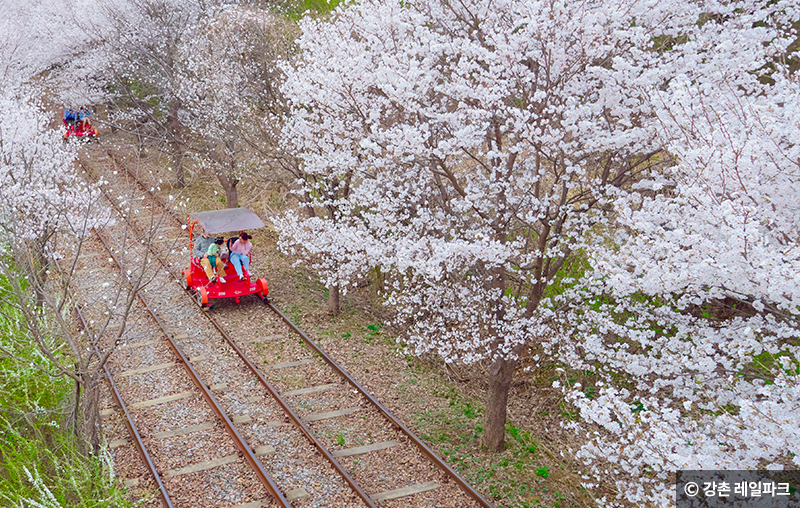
[202,236,227,283]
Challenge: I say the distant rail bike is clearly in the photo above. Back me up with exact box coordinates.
[62,107,99,141]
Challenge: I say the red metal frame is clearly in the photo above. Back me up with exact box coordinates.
[62,118,98,139]
[184,217,268,308]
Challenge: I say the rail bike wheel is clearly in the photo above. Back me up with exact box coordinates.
[256,278,269,301]
[182,270,192,290]
[196,286,210,310]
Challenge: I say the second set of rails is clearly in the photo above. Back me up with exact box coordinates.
[70,147,494,508]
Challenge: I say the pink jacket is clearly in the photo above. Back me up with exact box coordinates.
[230,239,252,256]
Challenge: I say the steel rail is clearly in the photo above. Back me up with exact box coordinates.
[98,150,495,508]
[193,303,379,508]
[93,152,379,507]
[81,157,290,506]
[66,282,174,508]
[267,303,496,508]
[92,227,291,508]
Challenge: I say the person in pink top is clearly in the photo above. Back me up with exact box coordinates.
[229,232,253,280]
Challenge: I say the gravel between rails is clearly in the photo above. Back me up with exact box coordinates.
[76,143,491,507]
[73,152,360,507]
[72,224,279,507]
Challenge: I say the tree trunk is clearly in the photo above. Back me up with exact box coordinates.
[213,169,239,208]
[172,149,185,189]
[208,142,239,208]
[71,373,81,434]
[481,263,515,451]
[304,190,316,218]
[80,370,102,455]
[226,181,238,209]
[479,271,545,451]
[33,242,48,308]
[327,284,339,316]
[167,100,185,188]
[482,353,518,451]
[373,266,386,291]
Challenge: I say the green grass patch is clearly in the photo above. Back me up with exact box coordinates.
[410,384,565,507]
[0,416,127,508]
[0,279,128,507]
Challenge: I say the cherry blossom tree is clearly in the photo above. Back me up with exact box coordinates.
[274,205,374,315]
[0,90,100,296]
[88,0,219,188]
[79,0,299,199]
[177,4,297,208]
[0,85,112,450]
[277,0,799,459]
[0,0,137,454]
[0,0,105,97]
[276,0,693,450]
[552,22,800,505]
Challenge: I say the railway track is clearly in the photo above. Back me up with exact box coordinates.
[69,145,493,508]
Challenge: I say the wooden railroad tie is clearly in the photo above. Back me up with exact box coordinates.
[282,383,338,397]
[372,481,441,501]
[115,355,208,378]
[163,446,276,480]
[267,359,311,370]
[331,440,399,457]
[229,489,309,508]
[249,335,285,344]
[303,407,362,422]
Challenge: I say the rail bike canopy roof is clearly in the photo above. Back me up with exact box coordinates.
[189,208,264,234]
